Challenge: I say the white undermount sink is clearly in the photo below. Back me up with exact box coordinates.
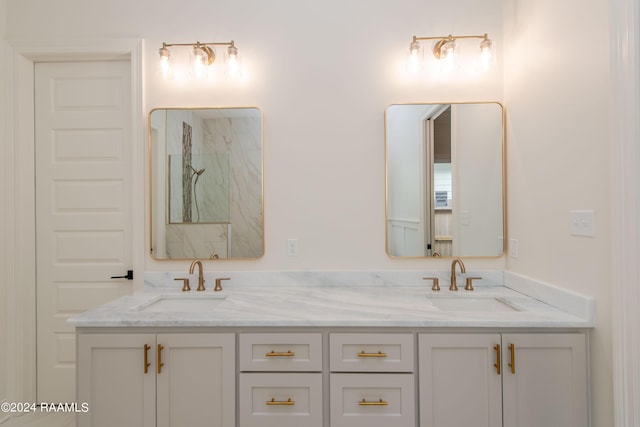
[134,294,227,313]
[427,297,519,312]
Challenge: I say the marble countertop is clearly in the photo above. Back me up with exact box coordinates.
[68,283,594,328]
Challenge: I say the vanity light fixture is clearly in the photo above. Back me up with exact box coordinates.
[408,33,493,73]
[158,40,241,80]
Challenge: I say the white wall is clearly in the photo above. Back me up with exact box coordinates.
[4,0,619,425]
[4,0,504,272]
[502,0,612,425]
[0,0,7,417]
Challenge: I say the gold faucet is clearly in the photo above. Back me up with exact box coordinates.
[450,258,466,291]
[189,260,206,291]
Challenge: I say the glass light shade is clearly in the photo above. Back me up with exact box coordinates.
[225,45,241,79]
[407,40,423,73]
[480,38,493,70]
[159,46,172,80]
[440,39,457,72]
[442,39,456,59]
[192,46,208,79]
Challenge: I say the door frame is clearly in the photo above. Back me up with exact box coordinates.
[4,39,144,402]
[610,0,640,425]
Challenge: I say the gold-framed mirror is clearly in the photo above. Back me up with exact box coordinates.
[385,102,505,258]
[149,107,263,260]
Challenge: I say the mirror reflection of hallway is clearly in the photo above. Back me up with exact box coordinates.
[386,102,504,258]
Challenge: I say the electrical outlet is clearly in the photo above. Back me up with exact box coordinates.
[509,238,519,258]
[287,238,299,257]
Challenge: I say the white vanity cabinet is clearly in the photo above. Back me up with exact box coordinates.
[418,333,588,427]
[238,333,323,427]
[329,333,416,427]
[76,329,588,427]
[77,333,235,427]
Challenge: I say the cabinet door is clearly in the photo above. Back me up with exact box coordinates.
[156,333,235,427]
[418,334,502,427]
[502,333,588,427]
[77,333,156,427]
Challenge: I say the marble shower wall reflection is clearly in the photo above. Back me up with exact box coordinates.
[169,152,230,223]
[150,108,263,260]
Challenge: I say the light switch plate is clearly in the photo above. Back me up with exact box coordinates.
[460,210,470,226]
[570,210,596,237]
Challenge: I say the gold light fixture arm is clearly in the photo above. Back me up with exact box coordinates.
[412,34,490,43]
[159,40,237,67]
[411,33,491,60]
[161,40,236,49]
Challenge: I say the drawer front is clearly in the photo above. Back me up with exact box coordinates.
[330,373,415,427]
[330,333,414,372]
[239,373,322,427]
[239,333,322,372]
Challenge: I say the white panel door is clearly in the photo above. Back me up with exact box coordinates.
[35,61,133,402]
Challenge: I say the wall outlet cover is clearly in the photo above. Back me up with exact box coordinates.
[509,238,519,258]
[287,238,299,257]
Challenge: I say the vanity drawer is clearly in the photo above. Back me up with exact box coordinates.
[330,373,415,427]
[329,333,414,372]
[239,373,322,427]
[239,333,322,372]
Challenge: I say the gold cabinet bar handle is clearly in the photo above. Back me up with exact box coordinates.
[493,344,501,375]
[143,344,151,374]
[157,344,165,374]
[508,343,515,374]
[359,398,389,406]
[265,350,295,357]
[357,350,387,358]
[266,398,295,406]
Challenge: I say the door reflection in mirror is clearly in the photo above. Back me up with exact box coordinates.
[386,102,504,258]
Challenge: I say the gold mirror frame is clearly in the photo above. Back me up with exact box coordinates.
[385,101,506,258]
[148,107,264,260]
